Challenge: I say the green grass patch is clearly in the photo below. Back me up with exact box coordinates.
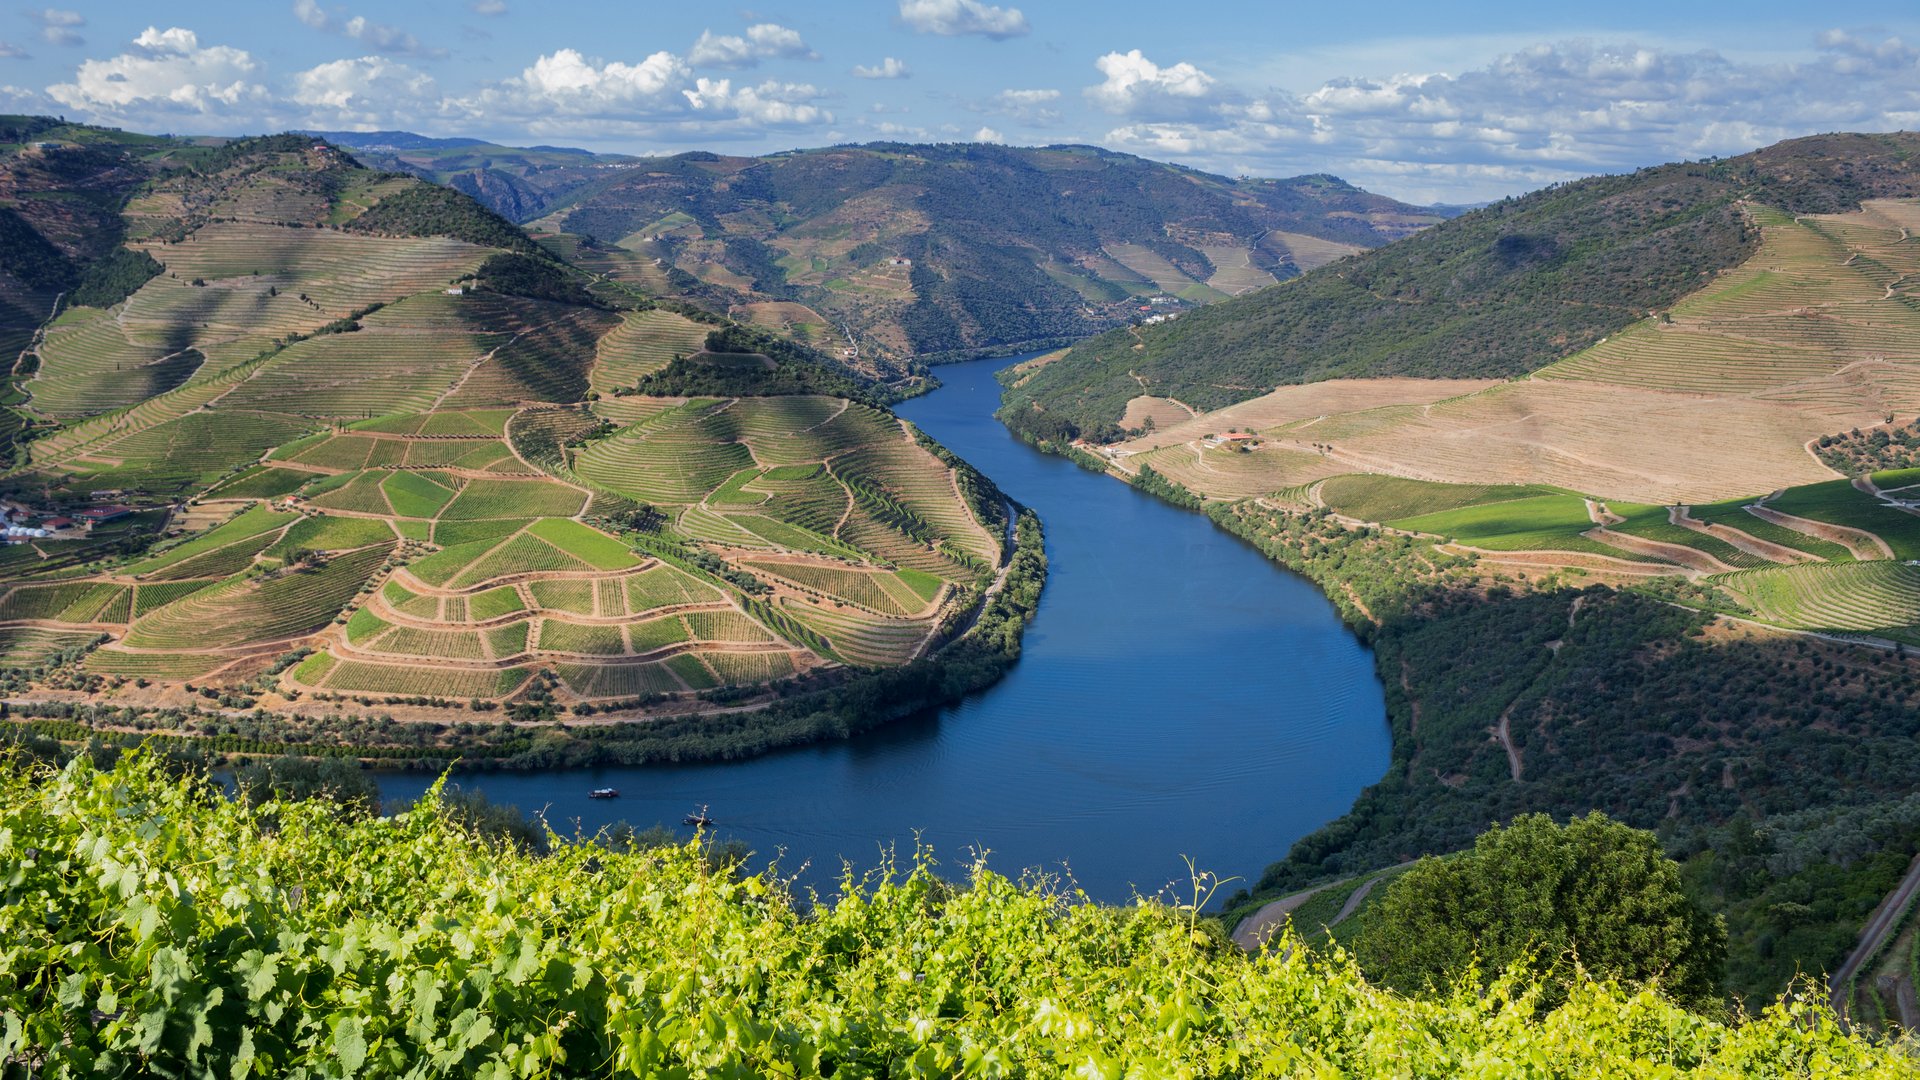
[205,466,311,500]
[381,471,458,518]
[1768,480,1920,560]
[1871,467,1920,490]
[896,568,943,603]
[1688,497,1854,562]
[291,650,338,686]
[628,615,691,652]
[1390,493,1611,553]
[439,478,586,520]
[729,514,867,559]
[470,586,526,621]
[1319,474,1556,523]
[763,463,823,482]
[485,620,529,657]
[710,467,769,506]
[1605,502,1769,568]
[524,518,642,570]
[666,651,718,689]
[537,619,625,655]
[345,607,390,646]
[407,537,507,588]
[132,581,214,617]
[271,514,395,554]
[433,518,530,548]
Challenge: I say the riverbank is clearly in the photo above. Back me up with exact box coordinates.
[1005,396,1920,1008]
[1,509,1049,771]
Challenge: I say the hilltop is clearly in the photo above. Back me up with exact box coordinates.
[0,120,1039,760]
[1008,131,1920,438]
[325,133,1445,364]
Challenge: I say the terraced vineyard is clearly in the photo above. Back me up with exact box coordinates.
[1720,562,1920,643]
[0,133,1009,718]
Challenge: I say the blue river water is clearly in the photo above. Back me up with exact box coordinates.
[376,353,1389,901]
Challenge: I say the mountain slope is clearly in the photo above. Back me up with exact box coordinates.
[560,144,1442,359]
[0,122,1020,720]
[372,139,1439,363]
[1007,132,1920,438]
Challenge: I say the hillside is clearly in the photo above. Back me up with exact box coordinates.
[1008,131,1920,438]
[306,130,633,224]
[358,137,1443,364]
[0,122,1033,744]
[6,751,1910,1077]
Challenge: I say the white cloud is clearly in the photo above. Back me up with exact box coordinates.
[1084,32,1920,201]
[48,26,266,120]
[685,78,830,125]
[292,57,438,127]
[898,0,1027,40]
[497,48,688,109]
[439,48,832,142]
[853,57,910,79]
[27,8,83,48]
[972,126,1004,143]
[689,24,817,69]
[291,1,440,58]
[468,0,508,14]
[990,87,1060,123]
[0,41,26,59]
[1086,50,1218,116]
[0,84,47,110]
[997,88,1058,106]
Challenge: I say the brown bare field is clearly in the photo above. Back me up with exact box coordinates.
[1195,244,1278,295]
[1103,243,1218,298]
[1126,202,1920,504]
[1120,395,1196,431]
[1119,378,1500,452]
[735,301,837,349]
[1126,442,1346,499]
[1261,230,1365,271]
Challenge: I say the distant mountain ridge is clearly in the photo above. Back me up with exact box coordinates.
[313,132,1449,363]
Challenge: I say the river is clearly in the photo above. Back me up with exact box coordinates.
[377,353,1390,901]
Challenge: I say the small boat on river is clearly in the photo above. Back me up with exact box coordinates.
[588,787,619,799]
[683,805,715,827]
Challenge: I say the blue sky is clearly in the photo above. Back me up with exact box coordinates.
[3,1,1917,201]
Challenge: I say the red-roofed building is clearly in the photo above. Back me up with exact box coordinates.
[75,505,135,530]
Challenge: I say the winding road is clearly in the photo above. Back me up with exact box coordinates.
[1830,851,1920,1029]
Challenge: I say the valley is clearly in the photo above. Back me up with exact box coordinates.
[10,111,1920,1043]
[324,131,1444,367]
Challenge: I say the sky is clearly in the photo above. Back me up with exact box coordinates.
[1,1,1917,202]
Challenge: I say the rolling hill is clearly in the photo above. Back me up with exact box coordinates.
[1007,131,1920,439]
[0,120,1026,730]
[320,133,1447,367]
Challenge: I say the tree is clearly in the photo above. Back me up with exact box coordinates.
[1354,812,1726,1010]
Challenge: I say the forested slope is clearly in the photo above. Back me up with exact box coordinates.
[1007,131,1920,437]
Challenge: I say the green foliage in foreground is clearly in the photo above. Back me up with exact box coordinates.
[5,753,1913,1078]
[1357,812,1726,1011]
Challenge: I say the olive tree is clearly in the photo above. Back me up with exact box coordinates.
[1355,811,1725,1009]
